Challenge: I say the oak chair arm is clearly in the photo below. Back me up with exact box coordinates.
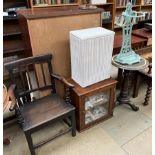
[51,74,74,104]
[51,74,74,88]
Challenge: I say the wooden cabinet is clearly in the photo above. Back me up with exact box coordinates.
[28,0,80,8]
[68,78,117,132]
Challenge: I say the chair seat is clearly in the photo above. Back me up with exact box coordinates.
[21,94,75,131]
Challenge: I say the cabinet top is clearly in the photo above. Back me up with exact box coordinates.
[17,6,104,20]
[68,78,117,96]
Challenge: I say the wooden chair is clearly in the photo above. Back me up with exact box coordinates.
[4,54,76,155]
[133,57,152,105]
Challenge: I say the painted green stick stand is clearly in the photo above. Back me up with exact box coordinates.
[114,3,145,65]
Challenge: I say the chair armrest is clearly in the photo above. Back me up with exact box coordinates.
[7,84,17,111]
[51,74,74,88]
[51,74,74,104]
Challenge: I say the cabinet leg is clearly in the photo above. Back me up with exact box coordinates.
[71,111,76,137]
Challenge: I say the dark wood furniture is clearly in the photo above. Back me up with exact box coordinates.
[133,58,152,105]
[68,78,117,132]
[113,34,148,56]
[132,28,152,46]
[3,0,29,89]
[112,56,149,111]
[3,16,26,84]
[3,16,24,57]
[4,54,76,155]
[3,0,29,60]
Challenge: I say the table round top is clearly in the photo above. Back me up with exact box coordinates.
[112,55,149,71]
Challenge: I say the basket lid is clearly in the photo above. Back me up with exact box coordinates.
[70,27,115,40]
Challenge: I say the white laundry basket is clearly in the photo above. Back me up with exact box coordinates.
[70,27,115,87]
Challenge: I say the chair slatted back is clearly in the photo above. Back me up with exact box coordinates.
[4,54,56,106]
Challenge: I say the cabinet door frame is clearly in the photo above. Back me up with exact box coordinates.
[81,85,114,130]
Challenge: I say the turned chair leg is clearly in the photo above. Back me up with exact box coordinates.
[25,132,35,155]
[143,80,152,106]
[71,111,76,137]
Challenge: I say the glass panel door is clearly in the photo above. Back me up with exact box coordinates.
[85,90,110,125]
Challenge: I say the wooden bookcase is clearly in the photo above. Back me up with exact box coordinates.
[114,0,152,33]
[28,0,80,8]
[95,0,115,30]
[3,0,28,59]
[68,78,117,132]
[3,1,30,122]
[26,0,115,30]
[3,0,29,85]
[27,0,151,32]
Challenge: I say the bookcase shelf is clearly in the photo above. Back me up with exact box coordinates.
[4,48,25,57]
[3,16,18,21]
[102,19,112,24]
[29,0,80,8]
[93,2,114,6]
[3,32,22,37]
[32,3,79,7]
[141,4,152,7]
[116,5,140,9]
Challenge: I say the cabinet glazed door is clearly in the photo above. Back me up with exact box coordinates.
[84,90,110,125]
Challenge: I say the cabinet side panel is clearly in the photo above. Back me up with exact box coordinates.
[71,91,84,131]
[109,84,117,115]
